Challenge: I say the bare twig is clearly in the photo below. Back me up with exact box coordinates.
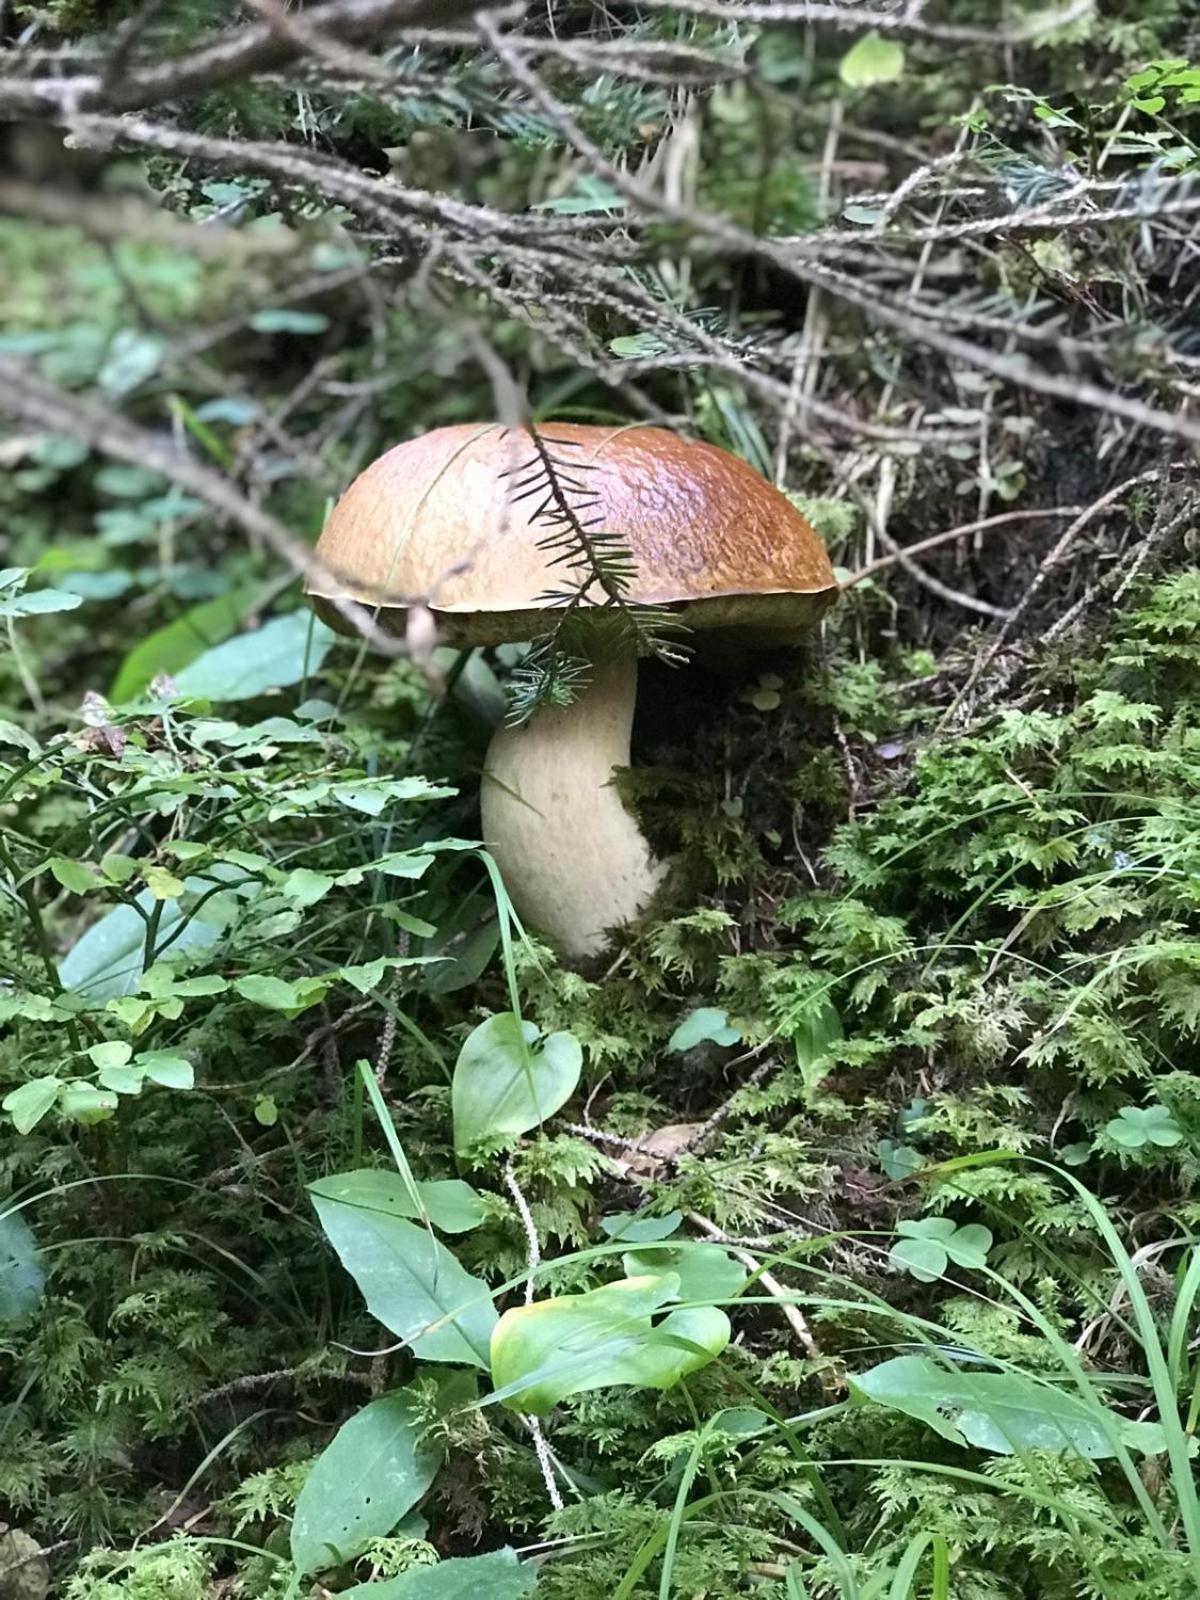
[503,1161,567,1512]
[687,1213,834,1384]
[475,15,1200,450]
[0,357,406,652]
[845,506,1085,586]
[0,0,510,116]
[633,0,1093,43]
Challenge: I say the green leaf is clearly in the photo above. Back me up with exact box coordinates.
[451,1013,582,1156]
[790,995,843,1083]
[142,865,185,900]
[173,612,335,702]
[48,857,99,894]
[251,308,331,334]
[136,1051,194,1090]
[310,1170,487,1235]
[851,1355,1162,1461]
[280,868,335,907]
[0,1210,44,1324]
[329,781,453,816]
[890,1217,991,1281]
[312,1191,496,1367]
[839,30,905,87]
[417,904,498,996]
[710,1406,772,1439]
[57,1081,118,1125]
[373,851,438,879]
[142,970,227,998]
[842,203,885,225]
[97,329,164,394]
[0,720,41,755]
[338,956,388,994]
[667,1007,741,1052]
[290,1389,439,1575]
[339,1549,537,1599]
[334,956,440,995]
[0,586,83,618]
[877,1139,924,1180]
[0,994,56,1024]
[110,582,263,701]
[86,1040,134,1071]
[59,888,223,1000]
[234,974,327,1014]
[888,1236,946,1282]
[943,1223,993,1270]
[3,1078,61,1135]
[621,1243,747,1303]
[100,854,138,884]
[1107,1104,1183,1149]
[489,1274,730,1415]
[97,1065,143,1095]
[533,176,624,214]
[598,1211,682,1244]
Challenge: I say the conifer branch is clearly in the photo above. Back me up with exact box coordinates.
[503,426,689,724]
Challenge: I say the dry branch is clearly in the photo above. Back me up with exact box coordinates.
[0,357,406,654]
[0,0,508,116]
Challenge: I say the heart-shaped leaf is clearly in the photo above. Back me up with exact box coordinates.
[888,1235,947,1283]
[621,1243,747,1304]
[452,1013,582,1157]
[1107,1104,1183,1149]
[490,1274,729,1415]
[890,1218,992,1282]
[667,1008,740,1052]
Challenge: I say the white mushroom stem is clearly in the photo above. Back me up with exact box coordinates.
[481,653,666,961]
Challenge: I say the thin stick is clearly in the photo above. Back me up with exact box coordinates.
[0,357,404,653]
[686,1213,835,1387]
[845,506,1085,586]
[504,1161,566,1513]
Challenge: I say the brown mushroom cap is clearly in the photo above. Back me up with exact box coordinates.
[308,422,838,646]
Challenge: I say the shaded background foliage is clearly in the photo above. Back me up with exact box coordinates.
[1,0,1199,1596]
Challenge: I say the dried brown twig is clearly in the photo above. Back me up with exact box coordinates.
[0,0,505,116]
[0,357,408,652]
[1,0,1193,654]
[633,0,1093,43]
[474,13,1200,460]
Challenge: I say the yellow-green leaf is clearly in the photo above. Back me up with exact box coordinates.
[839,30,905,88]
[142,865,185,900]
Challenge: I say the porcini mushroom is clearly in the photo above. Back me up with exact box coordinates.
[307,423,838,960]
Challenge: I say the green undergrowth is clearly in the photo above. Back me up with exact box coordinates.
[0,560,1197,1599]
[2,3,1200,1594]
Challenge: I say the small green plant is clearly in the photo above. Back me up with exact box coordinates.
[1105,1103,1184,1151]
[888,1217,993,1282]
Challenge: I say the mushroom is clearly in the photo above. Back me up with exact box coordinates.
[307,423,838,960]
